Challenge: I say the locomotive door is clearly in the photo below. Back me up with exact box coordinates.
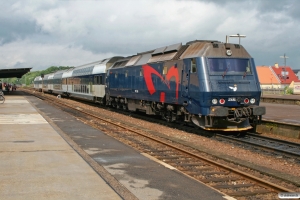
[181,59,191,98]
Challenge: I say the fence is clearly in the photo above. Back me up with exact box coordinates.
[261,88,285,95]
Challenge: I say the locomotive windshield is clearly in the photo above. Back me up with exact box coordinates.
[207,58,251,75]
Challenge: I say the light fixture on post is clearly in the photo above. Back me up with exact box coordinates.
[41,73,44,94]
[225,33,246,44]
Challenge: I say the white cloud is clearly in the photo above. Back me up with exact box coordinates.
[0,39,114,70]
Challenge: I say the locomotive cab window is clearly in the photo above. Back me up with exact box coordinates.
[207,58,252,75]
[191,58,197,73]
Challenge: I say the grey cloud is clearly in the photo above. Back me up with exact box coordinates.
[0,18,40,45]
[189,0,300,20]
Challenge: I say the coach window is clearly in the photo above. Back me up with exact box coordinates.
[191,58,197,73]
[99,75,103,84]
[94,76,98,85]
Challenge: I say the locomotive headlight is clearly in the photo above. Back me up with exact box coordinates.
[212,99,218,104]
[250,98,255,104]
[244,98,249,104]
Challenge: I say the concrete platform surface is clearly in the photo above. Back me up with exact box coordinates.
[0,95,121,200]
[261,102,300,125]
[261,94,300,100]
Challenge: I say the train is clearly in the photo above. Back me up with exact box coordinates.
[33,39,266,131]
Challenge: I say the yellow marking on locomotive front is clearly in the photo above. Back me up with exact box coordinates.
[205,127,252,131]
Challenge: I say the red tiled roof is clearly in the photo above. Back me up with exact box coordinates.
[271,66,300,83]
[256,66,280,84]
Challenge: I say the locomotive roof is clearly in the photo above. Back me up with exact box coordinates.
[180,42,251,59]
[109,40,251,70]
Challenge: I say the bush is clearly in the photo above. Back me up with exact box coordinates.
[285,87,293,94]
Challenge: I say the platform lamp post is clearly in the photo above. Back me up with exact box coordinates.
[226,33,246,44]
[41,73,44,94]
[280,53,288,94]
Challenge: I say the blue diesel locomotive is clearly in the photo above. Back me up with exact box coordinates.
[34,39,265,131]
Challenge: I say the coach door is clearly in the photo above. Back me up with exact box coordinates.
[181,59,191,98]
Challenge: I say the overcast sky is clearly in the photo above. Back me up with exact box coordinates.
[1,0,299,71]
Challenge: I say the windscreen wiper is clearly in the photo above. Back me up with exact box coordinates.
[243,70,247,78]
[222,67,228,78]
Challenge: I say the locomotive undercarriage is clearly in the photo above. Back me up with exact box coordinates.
[192,106,265,131]
[106,96,190,123]
[106,96,265,131]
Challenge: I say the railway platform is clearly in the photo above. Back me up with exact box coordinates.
[261,94,300,100]
[260,93,300,125]
[0,94,122,200]
[0,91,228,200]
[261,93,300,106]
[261,102,300,125]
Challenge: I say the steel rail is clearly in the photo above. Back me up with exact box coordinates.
[216,133,300,158]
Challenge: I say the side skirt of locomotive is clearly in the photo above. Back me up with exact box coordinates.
[106,96,266,131]
[106,96,191,123]
[191,116,252,131]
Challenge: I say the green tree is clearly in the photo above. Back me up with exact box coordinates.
[21,66,73,86]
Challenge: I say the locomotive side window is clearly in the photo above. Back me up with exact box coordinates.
[163,66,168,75]
[100,75,103,84]
[125,70,128,78]
[191,58,197,73]
[115,72,118,78]
[140,69,143,76]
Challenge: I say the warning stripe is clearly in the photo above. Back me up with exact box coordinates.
[4,100,29,104]
[0,114,48,124]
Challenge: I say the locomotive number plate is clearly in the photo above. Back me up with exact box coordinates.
[228,97,236,101]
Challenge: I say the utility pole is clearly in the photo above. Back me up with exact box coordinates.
[280,53,289,94]
[41,74,44,94]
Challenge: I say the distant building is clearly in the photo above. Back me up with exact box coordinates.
[271,63,300,87]
[256,66,281,89]
[292,69,300,80]
[256,64,300,89]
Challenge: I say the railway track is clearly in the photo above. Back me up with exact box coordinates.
[215,133,300,164]
[22,88,296,199]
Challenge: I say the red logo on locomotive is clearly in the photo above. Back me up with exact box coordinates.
[142,64,179,100]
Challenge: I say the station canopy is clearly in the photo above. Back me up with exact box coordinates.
[0,68,32,78]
